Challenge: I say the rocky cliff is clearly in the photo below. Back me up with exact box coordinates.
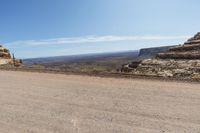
[139,45,175,59]
[0,45,22,66]
[157,32,200,59]
[121,32,200,80]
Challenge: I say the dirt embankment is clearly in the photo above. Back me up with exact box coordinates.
[0,71,200,133]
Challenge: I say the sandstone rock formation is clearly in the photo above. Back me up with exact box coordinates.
[121,33,200,80]
[0,45,11,58]
[0,45,22,66]
[157,32,200,59]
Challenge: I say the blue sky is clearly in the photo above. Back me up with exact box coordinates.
[0,0,200,58]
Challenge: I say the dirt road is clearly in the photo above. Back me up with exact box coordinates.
[0,71,200,133]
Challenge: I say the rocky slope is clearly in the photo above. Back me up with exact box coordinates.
[122,32,200,80]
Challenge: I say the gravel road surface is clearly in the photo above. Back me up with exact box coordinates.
[0,71,200,133]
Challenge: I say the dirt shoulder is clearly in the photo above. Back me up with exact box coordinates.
[0,66,199,83]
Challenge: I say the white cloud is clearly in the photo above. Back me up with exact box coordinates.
[6,35,191,47]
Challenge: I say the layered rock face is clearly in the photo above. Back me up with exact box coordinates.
[0,45,12,65]
[0,45,22,66]
[0,45,11,58]
[157,32,200,59]
[131,59,200,79]
[122,33,200,80]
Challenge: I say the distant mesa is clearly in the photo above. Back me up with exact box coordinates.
[138,45,175,59]
[0,45,22,66]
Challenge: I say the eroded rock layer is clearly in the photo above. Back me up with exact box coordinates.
[157,32,200,59]
[131,59,200,80]
[0,45,22,66]
[0,45,11,59]
[121,33,200,80]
